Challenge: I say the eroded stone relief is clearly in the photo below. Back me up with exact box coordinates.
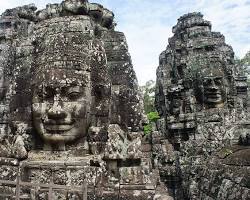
[0,1,168,199]
[155,12,249,199]
[0,2,249,200]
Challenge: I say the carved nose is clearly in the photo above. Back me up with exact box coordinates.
[48,102,67,120]
[210,80,218,90]
[48,110,67,120]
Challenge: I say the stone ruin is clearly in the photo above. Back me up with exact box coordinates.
[0,1,249,200]
[0,0,170,199]
[155,12,250,199]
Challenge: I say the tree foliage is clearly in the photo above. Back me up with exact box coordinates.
[147,111,160,122]
[140,80,156,113]
[140,80,160,134]
[143,111,160,134]
[241,51,250,67]
[235,51,250,85]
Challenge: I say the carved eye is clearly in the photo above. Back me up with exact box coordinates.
[214,78,222,85]
[66,86,82,100]
[203,79,211,85]
[68,91,81,100]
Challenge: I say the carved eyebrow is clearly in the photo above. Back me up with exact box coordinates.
[203,76,223,79]
[67,86,82,93]
[64,77,89,86]
[63,81,88,88]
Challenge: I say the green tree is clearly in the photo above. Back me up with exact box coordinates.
[235,51,250,86]
[242,51,250,86]
[241,51,250,66]
[140,80,160,134]
[143,111,160,134]
[140,80,156,113]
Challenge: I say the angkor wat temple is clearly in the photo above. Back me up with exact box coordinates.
[0,0,249,199]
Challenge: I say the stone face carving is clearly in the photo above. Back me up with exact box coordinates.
[0,1,169,199]
[195,67,228,108]
[1,2,247,199]
[155,12,249,199]
[30,17,107,149]
[32,70,92,146]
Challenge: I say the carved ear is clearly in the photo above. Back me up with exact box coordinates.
[92,83,111,120]
[89,39,110,97]
[94,84,111,99]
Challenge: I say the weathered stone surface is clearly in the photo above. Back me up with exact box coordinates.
[155,12,249,199]
[1,3,248,199]
[0,1,161,199]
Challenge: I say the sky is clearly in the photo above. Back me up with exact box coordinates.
[0,0,250,85]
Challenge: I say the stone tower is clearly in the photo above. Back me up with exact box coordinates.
[0,1,168,199]
[155,12,249,199]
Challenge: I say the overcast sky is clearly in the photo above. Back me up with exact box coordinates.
[1,0,250,85]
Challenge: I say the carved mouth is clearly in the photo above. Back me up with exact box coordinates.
[43,120,74,132]
[205,91,222,97]
[207,93,222,98]
[44,124,73,131]
[205,93,223,103]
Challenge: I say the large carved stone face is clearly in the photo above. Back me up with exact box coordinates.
[32,70,91,145]
[196,68,228,108]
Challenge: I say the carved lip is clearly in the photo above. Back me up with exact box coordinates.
[44,124,73,131]
[43,119,74,125]
[207,94,222,98]
[205,92,222,98]
[43,120,74,131]
[206,97,223,104]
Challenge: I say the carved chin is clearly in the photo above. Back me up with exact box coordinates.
[42,132,78,143]
[41,128,84,143]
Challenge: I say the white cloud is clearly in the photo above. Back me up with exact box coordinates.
[1,0,249,85]
[193,0,250,58]
[95,0,250,84]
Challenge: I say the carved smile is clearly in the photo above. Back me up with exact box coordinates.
[44,124,73,131]
[206,93,222,98]
[205,91,222,99]
[43,119,74,132]
[205,94,223,103]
